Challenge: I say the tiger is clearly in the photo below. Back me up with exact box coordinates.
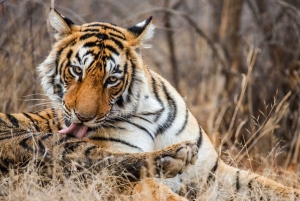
[0,8,299,200]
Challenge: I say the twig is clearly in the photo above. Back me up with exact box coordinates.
[221,46,258,149]
[125,7,227,68]
[277,0,300,18]
[235,91,291,164]
[163,0,180,90]
[0,0,6,16]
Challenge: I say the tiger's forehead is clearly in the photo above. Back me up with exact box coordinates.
[79,22,126,40]
[54,21,129,74]
[67,40,124,74]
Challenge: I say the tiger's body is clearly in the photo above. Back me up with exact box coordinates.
[0,9,299,200]
[0,110,198,201]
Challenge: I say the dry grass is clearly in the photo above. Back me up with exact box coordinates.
[0,0,300,200]
[0,163,130,200]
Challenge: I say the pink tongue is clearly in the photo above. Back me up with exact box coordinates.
[58,123,89,139]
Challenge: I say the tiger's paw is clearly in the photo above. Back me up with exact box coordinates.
[154,141,198,178]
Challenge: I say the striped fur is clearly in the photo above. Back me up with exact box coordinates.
[1,9,300,200]
[0,114,197,201]
[0,122,197,175]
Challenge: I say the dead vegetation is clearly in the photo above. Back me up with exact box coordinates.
[0,0,300,200]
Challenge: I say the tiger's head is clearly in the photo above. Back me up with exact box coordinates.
[38,9,155,138]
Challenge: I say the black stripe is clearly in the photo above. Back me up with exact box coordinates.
[6,114,19,128]
[101,122,125,130]
[84,42,98,48]
[84,145,97,157]
[83,145,97,165]
[197,126,203,147]
[40,133,53,141]
[110,37,124,50]
[236,171,240,192]
[110,32,125,40]
[82,33,106,41]
[37,139,46,154]
[55,39,76,76]
[19,136,33,151]
[55,135,73,145]
[85,24,125,36]
[63,141,86,152]
[19,133,41,152]
[150,75,164,122]
[110,86,123,97]
[101,26,125,38]
[132,115,152,124]
[125,59,136,104]
[123,118,154,141]
[140,108,164,117]
[84,22,102,27]
[34,113,52,133]
[59,59,68,84]
[89,136,143,151]
[55,47,65,76]
[0,130,28,141]
[175,108,189,136]
[79,33,95,41]
[51,108,62,130]
[105,45,119,55]
[82,28,100,32]
[22,113,40,132]
[75,51,82,64]
[122,63,129,93]
[66,49,73,59]
[116,96,125,108]
[206,159,219,185]
[155,80,177,135]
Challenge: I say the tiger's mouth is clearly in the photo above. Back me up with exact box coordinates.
[59,123,89,139]
[59,118,96,139]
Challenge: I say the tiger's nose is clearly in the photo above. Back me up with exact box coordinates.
[75,112,94,122]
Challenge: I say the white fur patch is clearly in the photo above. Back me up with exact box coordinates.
[136,20,146,28]
[49,10,71,34]
[141,24,155,49]
[76,47,94,67]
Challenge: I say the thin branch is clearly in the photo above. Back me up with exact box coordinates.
[125,7,227,68]
[163,0,180,90]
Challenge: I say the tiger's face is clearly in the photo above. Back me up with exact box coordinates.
[38,9,154,137]
[61,45,126,127]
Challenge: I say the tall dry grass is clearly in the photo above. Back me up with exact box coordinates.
[0,0,300,200]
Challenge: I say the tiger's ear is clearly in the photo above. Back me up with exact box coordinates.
[127,17,155,48]
[49,9,75,39]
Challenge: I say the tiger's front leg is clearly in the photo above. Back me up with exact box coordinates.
[65,140,199,180]
[0,125,198,181]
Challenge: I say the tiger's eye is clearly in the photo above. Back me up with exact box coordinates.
[73,66,82,75]
[107,76,118,83]
[70,65,82,77]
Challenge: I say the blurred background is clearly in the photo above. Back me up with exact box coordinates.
[0,0,299,177]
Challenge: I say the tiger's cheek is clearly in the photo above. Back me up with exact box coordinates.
[63,84,79,111]
[109,81,125,99]
[98,94,111,116]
